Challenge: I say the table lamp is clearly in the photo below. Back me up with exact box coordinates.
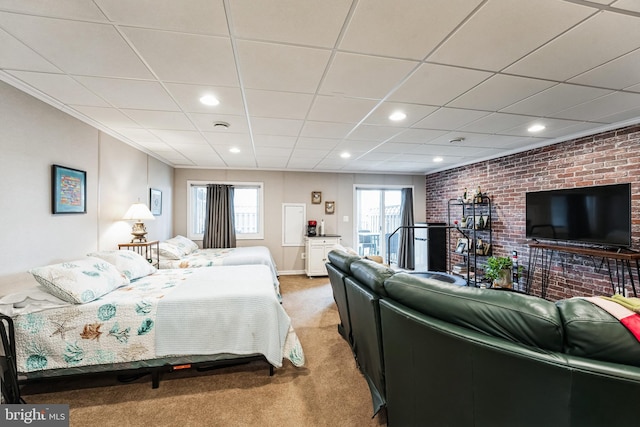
[123,202,155,242]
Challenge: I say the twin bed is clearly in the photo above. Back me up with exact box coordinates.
[0,240,303,396]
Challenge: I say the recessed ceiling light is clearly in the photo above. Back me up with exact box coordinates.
[340,152,351,159]
[229,147,240,154]
[199,94,220,106]
[389,111,407,121]
[528,124,546,133]
[433,157,443,162]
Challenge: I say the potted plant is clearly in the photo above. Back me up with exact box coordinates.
[484,256,515,288]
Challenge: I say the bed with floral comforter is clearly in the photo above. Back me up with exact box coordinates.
[0,253,303,381]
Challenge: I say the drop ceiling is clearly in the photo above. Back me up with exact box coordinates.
[2,0,640,175]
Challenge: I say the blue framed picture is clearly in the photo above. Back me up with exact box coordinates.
[52,164,86,214]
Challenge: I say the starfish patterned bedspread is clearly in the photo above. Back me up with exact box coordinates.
[11,265,304,374]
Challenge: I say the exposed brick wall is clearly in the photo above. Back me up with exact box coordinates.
[425,124,640,301]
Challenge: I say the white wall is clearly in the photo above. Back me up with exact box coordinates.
[0,81,173,294]
[173,169,426,273]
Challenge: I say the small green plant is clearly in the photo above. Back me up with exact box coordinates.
[484,256,514,282]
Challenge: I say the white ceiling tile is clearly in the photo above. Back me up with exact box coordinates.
[229,0,350,48]
[551,92,640,121]
[0,28,60,72]
[250,117,303,136]
[122,110,196,130]
[294,138,340,150]
[307,95,378,123]
[459,113,539,134]
[611,0,640,12]
[340,0,483,60]
[364,102,438,127]
[256,156,290,169]
[245,89,314,119]
[500,117,591,138]
[0,1,108,20]
[371,142,420,154]
[7,71,109,106]
[505,11,640,81]
[253,135,297,148]
[448,75,555,111]
[254,146,292,157]
[286,157,322,169]
[95,0,228,35]
[75,76,179,110]
[346,124,403,142]
[203,132,252,147]
[189,113,249,133]
[291,147,332,158]
[219,153,257,168]
[236,40,331,93]
[110,128,165,144]
[148,130,207,145]
[320,52,417,99]
[72,105,142,128]
[164,84,245,115]
[389,128,449,143]
[502,84,613,116]
[412,108,491,130]
[389,63,492,105]
[590,105,640,124]
[569,49,640,90]
[0,13,152,79]
[122,27,237,86]
[429,0,593,71]
[299,121,354,139]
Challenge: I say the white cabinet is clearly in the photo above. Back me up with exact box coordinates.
[305,236,341,277]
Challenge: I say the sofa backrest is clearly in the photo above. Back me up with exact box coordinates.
[556,297,640,367]
[349,259,394,297]
[383,273,564,351]
[327,249,361,274]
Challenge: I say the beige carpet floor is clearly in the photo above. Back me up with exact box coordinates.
[21,275,387,427]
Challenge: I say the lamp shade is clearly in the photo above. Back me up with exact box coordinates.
[122,203,155,221]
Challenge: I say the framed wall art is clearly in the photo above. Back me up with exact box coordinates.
[52,164,86,214]
[325,201,335,214]
[150,188,162,216]
[311,191,322,204]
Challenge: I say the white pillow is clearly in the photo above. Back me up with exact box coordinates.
[157,242,183,260]
[87,250,157,280]
[29,257,129,304]
[165,235,199,255]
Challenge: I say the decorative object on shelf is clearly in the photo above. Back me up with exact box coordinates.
[475,186,484,203]
[476,239,489,255]
[311,191,322,204]
[123,202,155,242]
[149,188,162,216]
[325,201,335,214]
[485,256,522,289]
[455,238,469,254]
[52,164,87,214]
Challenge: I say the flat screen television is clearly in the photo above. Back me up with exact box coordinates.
[525,183,632,248]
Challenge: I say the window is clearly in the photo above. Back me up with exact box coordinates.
[355,185,410,263]
[188,181,264,240]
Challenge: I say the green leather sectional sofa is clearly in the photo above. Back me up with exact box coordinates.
[326,248,640,427]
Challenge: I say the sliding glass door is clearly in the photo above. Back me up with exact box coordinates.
[355,187,402,262]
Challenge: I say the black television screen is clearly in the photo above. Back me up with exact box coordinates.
[526,183,631,248]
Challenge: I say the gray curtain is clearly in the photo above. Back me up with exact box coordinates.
[397,188,415,269]
[203,184,236,249]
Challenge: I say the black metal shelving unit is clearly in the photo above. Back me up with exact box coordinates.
[447,196,492,286]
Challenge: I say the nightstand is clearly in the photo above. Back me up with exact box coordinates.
[118,240,159,268]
